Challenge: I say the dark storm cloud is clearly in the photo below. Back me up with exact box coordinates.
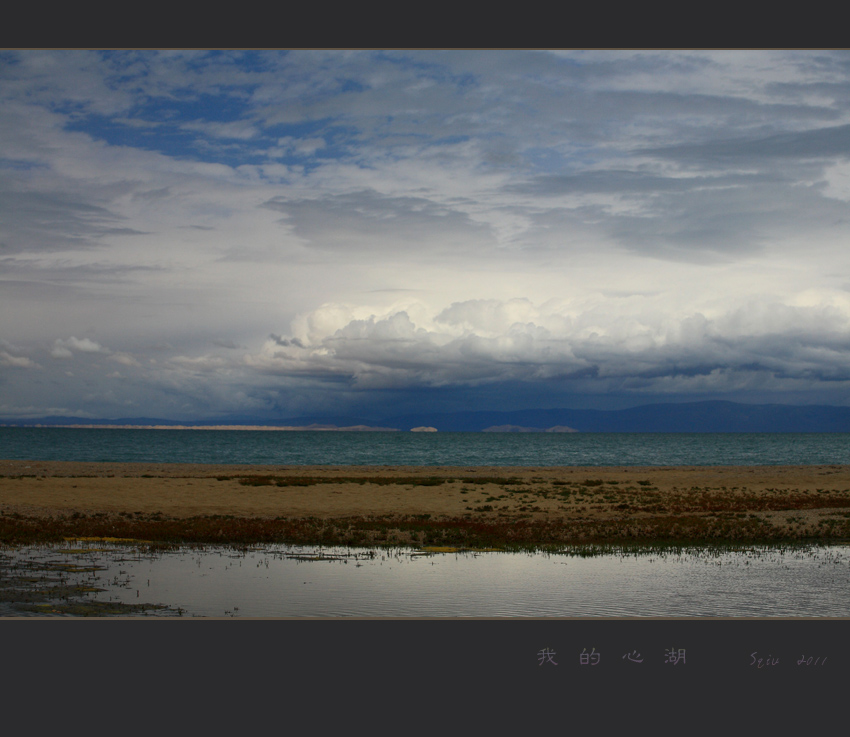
[507,165,847,261]
[0,257,165,283]
[508,170,767,197]
[643,123,850,165]
[603,177,850,260]
[270,334,304,348]
[0,189,147,254]
[261,190,495,254]
[247,298,850,399]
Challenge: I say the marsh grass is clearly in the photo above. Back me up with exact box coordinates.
[2,508,849,550]
[237,475,450,487]
[14,600,172,616]
[235,474,526,488]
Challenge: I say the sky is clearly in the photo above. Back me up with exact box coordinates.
[4,49,850,421]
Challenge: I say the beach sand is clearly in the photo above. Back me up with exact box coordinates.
[2,461,850,547]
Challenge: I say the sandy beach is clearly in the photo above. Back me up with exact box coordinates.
[2,461,850,547]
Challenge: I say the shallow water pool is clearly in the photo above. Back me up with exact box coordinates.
[2,543,848,617]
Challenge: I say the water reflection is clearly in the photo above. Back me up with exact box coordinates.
[2,543,849,617]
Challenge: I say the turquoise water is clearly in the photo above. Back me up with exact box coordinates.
[2,427,850,466]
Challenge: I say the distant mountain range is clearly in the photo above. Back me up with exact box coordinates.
[5,401,850,432]
[383,402,850,432]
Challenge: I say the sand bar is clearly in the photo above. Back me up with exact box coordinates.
[2,461,850,546]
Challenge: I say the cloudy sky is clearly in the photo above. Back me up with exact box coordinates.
[4,49,850,421]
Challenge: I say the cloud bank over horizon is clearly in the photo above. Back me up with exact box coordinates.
[4,50,850,420]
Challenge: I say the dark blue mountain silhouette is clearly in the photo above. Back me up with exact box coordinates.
[5,401,850,432]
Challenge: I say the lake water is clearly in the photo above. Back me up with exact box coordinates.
[3,542,849,617]
[3,427,850,466]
